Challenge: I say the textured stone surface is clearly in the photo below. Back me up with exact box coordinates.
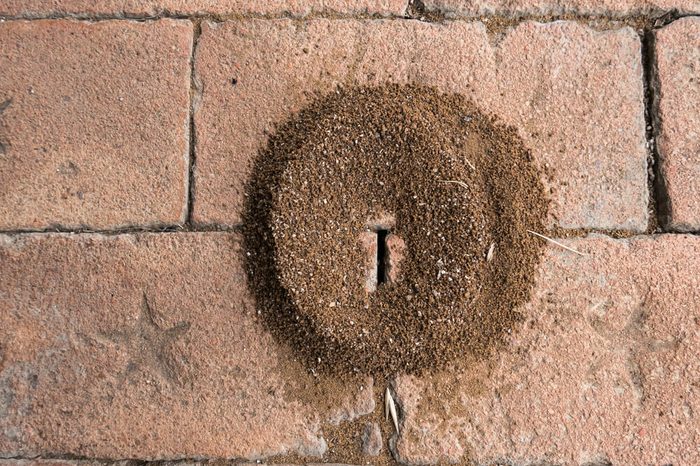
[0,233,373,459]
[0,0,407,17]
[385,234,405,284]
[0,462,129,466]
[656,17,700,231]
[422,0,700,16]
[361,422,383,456]
[0,19,191,230]
[359,230,379,292]
[194,19,647,231]
[0,462,118,466]
[392,234,700,465]
[0,463,357,466]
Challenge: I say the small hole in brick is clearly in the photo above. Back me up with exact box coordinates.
[376,229,389,287]
[231,77,238,86]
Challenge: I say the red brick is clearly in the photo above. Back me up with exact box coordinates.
[655,17,700,231]
[361,422,383,456]
[392,234,700,465]
[385,233,404,284]
[0,232,372,459]
[359,230,379,293]
[0,462,116,466]
[422,0,700,16]
[0,19,191,230]
[194,19,647,231]
[0,0,407,17]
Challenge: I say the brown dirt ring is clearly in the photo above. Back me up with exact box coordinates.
[242,84,549,376]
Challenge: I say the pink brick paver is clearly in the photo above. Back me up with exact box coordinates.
[0,0,407,17]
[193,19,648,231]
[655,17,700,231]
[0,462,360,466]
[422,0,700,16]
[0,233,373,459]
[392,235,700,465]
[0,462,121,466]
[0,20,191,230]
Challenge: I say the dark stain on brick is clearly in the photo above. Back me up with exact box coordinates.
[0,98,12,156]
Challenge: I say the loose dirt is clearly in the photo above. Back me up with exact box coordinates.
[242,83,548,376]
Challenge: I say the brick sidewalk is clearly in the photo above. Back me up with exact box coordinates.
[1,1,700,465]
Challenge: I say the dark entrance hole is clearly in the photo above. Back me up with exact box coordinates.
[375,229,389,287]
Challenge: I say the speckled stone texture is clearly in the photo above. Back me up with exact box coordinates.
[392,235,700,465]
[655,17,700,231]
[193,19,648,231]
[0,20,191,230]
[0,462,126,466]
[0,462,362,466]
[0,233,374,459]
[422,0,700,16]
[0,0,407,17]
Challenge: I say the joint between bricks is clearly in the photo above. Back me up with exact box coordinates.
[1,10,700,28]
[185,19,203,227]
[640,28,672,233]
[0,224,242,236]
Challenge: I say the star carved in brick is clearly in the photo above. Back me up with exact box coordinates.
[586,301,678,407]
[106,292,191,386]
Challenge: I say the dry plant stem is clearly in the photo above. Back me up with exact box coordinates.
[385,387,399,433]
[527,230,588,256]
[439,179,470,190]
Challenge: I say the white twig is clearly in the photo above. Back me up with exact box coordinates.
[439,180,469,190]
[487,242,495,262]
[527,230,588,256]
[385,387,399,433]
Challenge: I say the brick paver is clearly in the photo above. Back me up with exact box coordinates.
[0,0,407,17]
[0,462,118,466]
[655,17,700,231]
[0,20,191,230]
[393,235,700,465]
[194,19,648,231]
[0,233,373,459]
[1,4,699,465]
[422,0,700,16]
[0,462,359,466]
[0,462,358,466]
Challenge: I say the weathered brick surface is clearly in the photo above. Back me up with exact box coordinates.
[0,0,407,17]
[0,463,357,466]
[194,19,647,231]
[422,0,700,16]
[0,462,123,466]
[361,422,383,456]
[655,17,700,231]
[392,235,700,465]
[0,20,191,230]
[0,233,373,459]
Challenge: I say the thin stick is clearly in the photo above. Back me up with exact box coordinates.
[486,242,495,262]
[439,180,469,190]
[527,230,588,256]
[385,387,399,432]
